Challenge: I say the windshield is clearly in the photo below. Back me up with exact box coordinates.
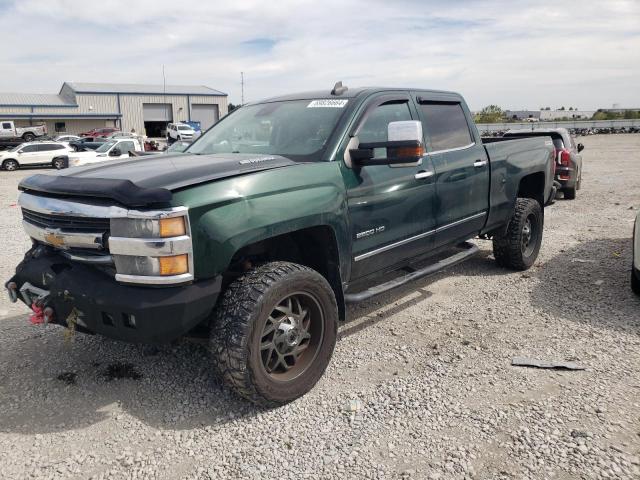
[168,141,190,152]
[96,141,116,153]
[187,99,348,161]
[9,144,23,152]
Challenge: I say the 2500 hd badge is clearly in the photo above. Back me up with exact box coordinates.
[7,83,555,406]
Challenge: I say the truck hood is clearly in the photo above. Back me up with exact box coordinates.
[19,153,300,207]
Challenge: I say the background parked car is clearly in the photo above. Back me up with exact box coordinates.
[79,127,119,138]
[68,137,109,151]
[0,120,47,141]
[53,134,82,143]
[66,138,144,167]
[166,122,196,143]
[0,141,73,170]
[503,128,584,199]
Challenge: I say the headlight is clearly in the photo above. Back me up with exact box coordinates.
[111,217,186,238]
[113,254,189,276]
[109,208,193,285]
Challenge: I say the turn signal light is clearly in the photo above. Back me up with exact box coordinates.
[159,217,186,237]
[390,145,425,158]
[158,254,188,276]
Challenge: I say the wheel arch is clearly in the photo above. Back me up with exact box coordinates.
[517,171,546,209]
[225,225,346,321]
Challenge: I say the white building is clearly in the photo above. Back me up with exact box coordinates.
[0,82,228,137]
[539,110,595,120]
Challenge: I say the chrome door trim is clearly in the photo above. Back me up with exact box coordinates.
[354,230,435,262]
[353,211,487,262]
[435,211,486,233]
[425,142,476,156]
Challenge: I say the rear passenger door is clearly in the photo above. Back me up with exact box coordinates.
[16,144,41,164]
[415,97,489,247]
[36,144,65,164]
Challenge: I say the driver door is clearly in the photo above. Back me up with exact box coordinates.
[339,95,437,280]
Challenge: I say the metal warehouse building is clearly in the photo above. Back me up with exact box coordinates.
[0,82,228,137]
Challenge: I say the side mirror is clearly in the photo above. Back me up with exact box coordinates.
[350,120,424,167]
[577,143,584,153]
[109,147,121,157]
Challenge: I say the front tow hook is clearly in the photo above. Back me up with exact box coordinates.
[6,281,18,303]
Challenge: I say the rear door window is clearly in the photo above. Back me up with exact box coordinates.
[419,102,473,151]
[118,141,135,153]
[2,122,11,129]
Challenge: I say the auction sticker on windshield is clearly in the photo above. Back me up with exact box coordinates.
[307,99,348,108]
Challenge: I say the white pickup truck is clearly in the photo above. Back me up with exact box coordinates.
[67,138,144,168]
[0,121,47,141]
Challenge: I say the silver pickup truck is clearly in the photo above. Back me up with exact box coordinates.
[0,120,47,142]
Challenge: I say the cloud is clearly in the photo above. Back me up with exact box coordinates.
[0,0,638,109]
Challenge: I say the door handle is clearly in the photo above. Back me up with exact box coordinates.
[415,170,434,180]
[473,159,488,168]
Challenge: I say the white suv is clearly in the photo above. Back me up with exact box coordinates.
[167,123,196,142]
[0,141,73,170]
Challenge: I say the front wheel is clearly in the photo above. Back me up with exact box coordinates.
[2,159,19,171]
[493,198,543,270]
[52,157,66,169]
[210,262,338,407]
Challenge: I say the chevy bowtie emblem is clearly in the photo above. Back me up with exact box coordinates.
[44,231,66,248]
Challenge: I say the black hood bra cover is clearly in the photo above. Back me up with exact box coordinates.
[18,153,299,207]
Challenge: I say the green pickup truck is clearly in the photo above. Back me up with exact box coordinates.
[7,84,555,406]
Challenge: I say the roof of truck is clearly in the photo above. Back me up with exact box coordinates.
[254,87,461,104]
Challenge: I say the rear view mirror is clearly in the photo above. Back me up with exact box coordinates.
[577,143,584,153]
[350,120,425,167]
[109,148,121,157]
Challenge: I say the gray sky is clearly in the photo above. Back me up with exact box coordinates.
[1,0,638,110]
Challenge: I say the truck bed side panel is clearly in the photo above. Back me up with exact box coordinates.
[482,137,554,234]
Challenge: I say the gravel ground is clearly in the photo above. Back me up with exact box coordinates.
[0,134,639,480]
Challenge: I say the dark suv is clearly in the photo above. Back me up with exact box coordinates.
[503,128,584,199]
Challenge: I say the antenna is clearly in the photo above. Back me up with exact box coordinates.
[241,71,245,105]
[331,81,348,96]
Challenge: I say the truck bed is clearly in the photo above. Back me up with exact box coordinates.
[482,136,555,234]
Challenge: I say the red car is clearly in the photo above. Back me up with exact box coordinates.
[80,127,119,138]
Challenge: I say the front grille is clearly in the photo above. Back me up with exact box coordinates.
[22,209,110,234]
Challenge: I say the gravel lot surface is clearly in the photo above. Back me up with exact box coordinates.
[1,135,639,480]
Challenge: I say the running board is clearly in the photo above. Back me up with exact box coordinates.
[344,241,479,303]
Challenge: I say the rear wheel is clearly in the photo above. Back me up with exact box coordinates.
[22,133,35,141]
[564,186,576,200]
[493,198,543,270]
[2,159,19,171]
[632,268,640,296]
[210,262,338,407]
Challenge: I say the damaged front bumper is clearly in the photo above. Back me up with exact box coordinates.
[6,246,221,344]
